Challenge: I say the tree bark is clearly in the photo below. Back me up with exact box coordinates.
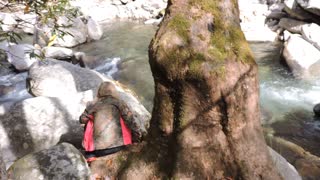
[97,0,283,179]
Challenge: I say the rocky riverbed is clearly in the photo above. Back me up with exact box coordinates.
[0,0,320,179]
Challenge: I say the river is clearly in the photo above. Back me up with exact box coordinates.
[1,20,319,157]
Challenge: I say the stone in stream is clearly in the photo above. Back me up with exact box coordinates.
[278,18,308,34]
[42,47,74,60]
[301,23,320,51]
[6,44,38,72]
[27,58,105,97]
[72,52,103,69]
[282,34,320,79]
[296,0,320,16]
[87,17,103,41]
[283,0,318,22]
[6,143,91,179]
[0,93,91,169]
[0,13,17,32]
[313,103,320,117]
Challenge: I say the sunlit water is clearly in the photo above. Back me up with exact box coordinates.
[0,21,319,156]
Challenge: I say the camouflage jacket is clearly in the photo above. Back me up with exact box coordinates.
[79,96,143,150]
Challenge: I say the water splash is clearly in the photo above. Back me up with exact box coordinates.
[94,57,121,78]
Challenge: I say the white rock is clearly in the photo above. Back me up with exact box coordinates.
[283,34,320,79]
[54,17,87,47]
[301,23,320,51]
[278,18,307,33]
[14,13,37,34]
[42,47,74,59]
[283,0,315,21]
[144,18,162,25]
[7,44,37,71]
[296,0,320,16]
[87,17,103,41]
[0,13,17,32]
[283,30,293,41]
[0,94,91,169]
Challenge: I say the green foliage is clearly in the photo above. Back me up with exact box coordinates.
[0,0,80,44]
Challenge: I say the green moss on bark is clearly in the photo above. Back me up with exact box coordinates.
[189,0,254,64]
[168,14,191,42]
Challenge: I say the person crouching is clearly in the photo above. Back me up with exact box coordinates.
[79,81,144,162]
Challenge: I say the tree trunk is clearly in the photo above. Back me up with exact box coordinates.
[96,0,282,179]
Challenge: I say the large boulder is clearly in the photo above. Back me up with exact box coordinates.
[7,143,91,179]
[283,34,320,79]
[72,52,103,69]
[0,13,17,32]
[42,46,74,59]
[27,59,105,97]
[53,17,87,47]
[6,44,37,71]
[268,147,302,180]
[296,0,320,16]
[27,58,150,133]
[0,92,92,168]
[14,13,37,34]
[278,18,308,34]
[313,103,320,117]
[283,0,316,21]
[301,23,320,51]
[87,17,103,41]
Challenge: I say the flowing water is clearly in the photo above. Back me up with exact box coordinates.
[0,20,319,156]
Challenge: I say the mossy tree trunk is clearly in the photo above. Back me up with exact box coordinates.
[97,0,282,179]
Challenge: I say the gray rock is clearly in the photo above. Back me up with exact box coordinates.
[144,18,162,25]
[6,44,37,71]
[269,147,302,180]
[27,59,105,97]
[283,34,320,79]
[14,13,37,34]
[313,103,320,117]
[0,93,91,168]
[73,52,102,69]
[296,0,320,16]
[301,23,320,51]
[42,47,74,59]
[278,18,308,33]
[0,13,17,32]
[7,143,91,180]
[27,58,150,134]
[53,17,87,47]
[87,17,103,41]
[284,0,315,21]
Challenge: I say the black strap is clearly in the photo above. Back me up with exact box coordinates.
[85,145,126,158]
